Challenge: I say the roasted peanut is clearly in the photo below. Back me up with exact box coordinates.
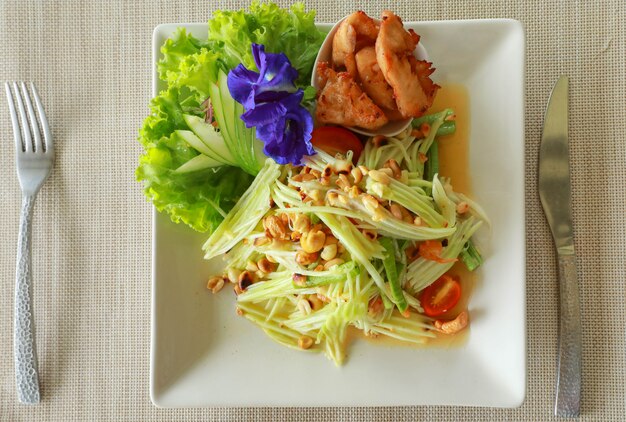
[358,165,369,177]
[350,167,363,184]
[370,182,384,197]
[301,229,326,253]
[257,258,276,274]
[334,159,352,175]
[400,205,413,222]
[326,191,340,206]
[413,216,423,226]
[362,195,379,213]
[298,335,314,350]
[296,250,319,265]
[293,214,311,233]
[293,273,307,287]
[309,189,323,202]
[324,235,338,246]
[368,169,391,185]
[253,236,270,246]
[434,311,469,334]
[206,276,225,294]
[385,159,402,179]
[390,203,404,220]
[238,271,255,291]
[322,164,333,178]
[264,215,287,239]
[336,173,351,190]
[348,185,362,198]
[227,268,241,284]
[308,295,324,310]
[320,244,338,261]
[379,167,394,177]
[371,209,386,222]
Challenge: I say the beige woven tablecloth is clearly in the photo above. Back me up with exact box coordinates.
[0,0,624,420]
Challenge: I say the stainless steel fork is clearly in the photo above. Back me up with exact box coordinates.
[5,82,54,404]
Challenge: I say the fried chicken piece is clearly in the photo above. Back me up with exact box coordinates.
[355,46,397,111]
[375,10,439,118]
[315,62,389,130]
[332,11,379,77]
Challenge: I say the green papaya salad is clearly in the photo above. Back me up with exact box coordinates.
[137,2,489,366]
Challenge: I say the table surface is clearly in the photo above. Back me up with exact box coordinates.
[0,1,624,421]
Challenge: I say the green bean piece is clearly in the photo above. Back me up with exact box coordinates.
[380,237,409,313]
[460,240,483,271]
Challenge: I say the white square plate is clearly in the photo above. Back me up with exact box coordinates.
[150,19,526,408]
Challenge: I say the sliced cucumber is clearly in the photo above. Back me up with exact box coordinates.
[176,130,217,158]
[216,71,241,165]
[208,81,229,139]
[183,114,236,166]
[174,154,221,174]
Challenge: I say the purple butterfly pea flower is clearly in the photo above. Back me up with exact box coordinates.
[226,43,316,166]
[227,43,298,110]
[251,91,315,165]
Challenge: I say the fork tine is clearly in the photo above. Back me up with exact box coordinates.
[20,82,44,153]
[30,83,52,153]
[12,82,33,152]
[5,82,24,152]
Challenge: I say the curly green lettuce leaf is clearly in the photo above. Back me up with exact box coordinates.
[137,87,254,232]
[207,1,324,87]
[158,29,208,87]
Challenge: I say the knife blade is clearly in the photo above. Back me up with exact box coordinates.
[538,76,582,418]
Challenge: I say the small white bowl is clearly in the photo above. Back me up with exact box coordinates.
[311,15,429,137]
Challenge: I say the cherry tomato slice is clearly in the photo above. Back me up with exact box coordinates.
[310,126,363,162]
[419,274,462,317]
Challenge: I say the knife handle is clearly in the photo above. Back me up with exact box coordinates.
[554,254,582,417]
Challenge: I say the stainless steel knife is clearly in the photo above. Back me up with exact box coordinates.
[538,76,582,418]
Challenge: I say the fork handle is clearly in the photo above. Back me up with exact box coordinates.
[15,194,41,404]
